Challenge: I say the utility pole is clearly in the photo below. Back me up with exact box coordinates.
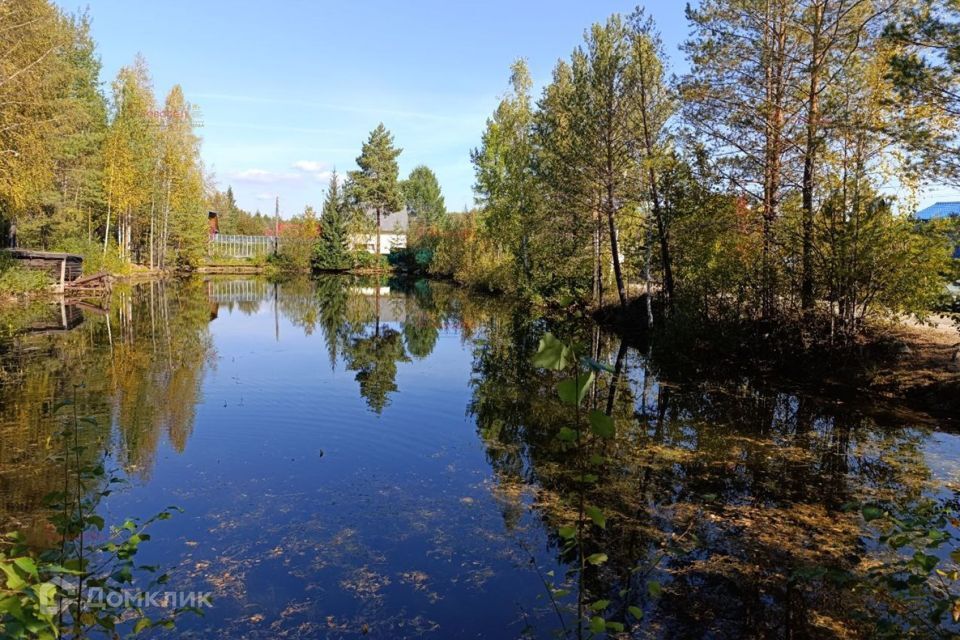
[274,196,280,256]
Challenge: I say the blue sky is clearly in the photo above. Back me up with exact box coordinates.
[56,1,955,217]
[54,1,691,216]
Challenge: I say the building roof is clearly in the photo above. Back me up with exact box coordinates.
[915,201,960,220]
[363,207,409,232]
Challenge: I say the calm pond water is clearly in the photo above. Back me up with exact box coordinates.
[0,276,958,639]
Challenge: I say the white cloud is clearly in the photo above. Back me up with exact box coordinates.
[289,160,339,184]
[292,160,327,172]
[229,168,302,184]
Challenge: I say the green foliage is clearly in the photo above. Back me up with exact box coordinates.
[54,237,130,276]
[856,493,960,637]
[348,124,403,259]
[884,1,960,184]
[430,211,514,293]
[402,165,446,229]
[0,255,51,295]
[0,402,193,638]
[471,59,542,293]
[313,173,352,272]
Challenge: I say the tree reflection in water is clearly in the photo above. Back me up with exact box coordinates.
[0,275,952,637]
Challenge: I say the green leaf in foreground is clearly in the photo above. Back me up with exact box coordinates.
[585,505,607,528]
[588,410,615,439]
[532,332,573,371]
[647,580,662,598]
[557,372,594,406]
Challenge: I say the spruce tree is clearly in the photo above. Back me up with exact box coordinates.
[314,171,351,270]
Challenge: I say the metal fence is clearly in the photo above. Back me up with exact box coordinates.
[209,235,278,259]
[207,279,271,303]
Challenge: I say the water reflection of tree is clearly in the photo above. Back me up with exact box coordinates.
[294,275,437,413]
[0,278,214,530]
[342,278,411,413]
[466,317,937,637]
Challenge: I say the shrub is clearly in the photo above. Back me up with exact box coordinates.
[0,253,51,295]
[54,238,130,276]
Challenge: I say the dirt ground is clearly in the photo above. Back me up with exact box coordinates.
[869,314,960,420]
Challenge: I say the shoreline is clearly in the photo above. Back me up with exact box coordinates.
[2,268,957,424]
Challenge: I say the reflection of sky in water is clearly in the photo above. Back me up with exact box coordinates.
[923,432,960,484]
[4,278,959,638]
[97,292,563,638]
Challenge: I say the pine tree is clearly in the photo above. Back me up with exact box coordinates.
[884,0,960,184]
[681,0,804,314]
[629,9,676,302]
[314,171,351,270]
[348,124,402,264]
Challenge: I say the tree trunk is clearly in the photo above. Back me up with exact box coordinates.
[161,178,171,269]
[635,47,675,301]
[801,2,824,311]
[644,222,654,327]
[103,172,112,255]
[606,201,627,309]
[375,207,381,269]
[593,209,601,306]
[149,193,155,270]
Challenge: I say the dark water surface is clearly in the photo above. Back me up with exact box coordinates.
[1,276,957,638]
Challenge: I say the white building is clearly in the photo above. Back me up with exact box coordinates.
[350,208,408,255]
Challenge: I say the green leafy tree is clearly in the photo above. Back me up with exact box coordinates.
[403,165,446,229]
[472,59,542,293]
[348,124,403,263]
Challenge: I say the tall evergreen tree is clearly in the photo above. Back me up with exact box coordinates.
[348,124,403,263]
[629,9,676,302]
[314,171,351,270]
